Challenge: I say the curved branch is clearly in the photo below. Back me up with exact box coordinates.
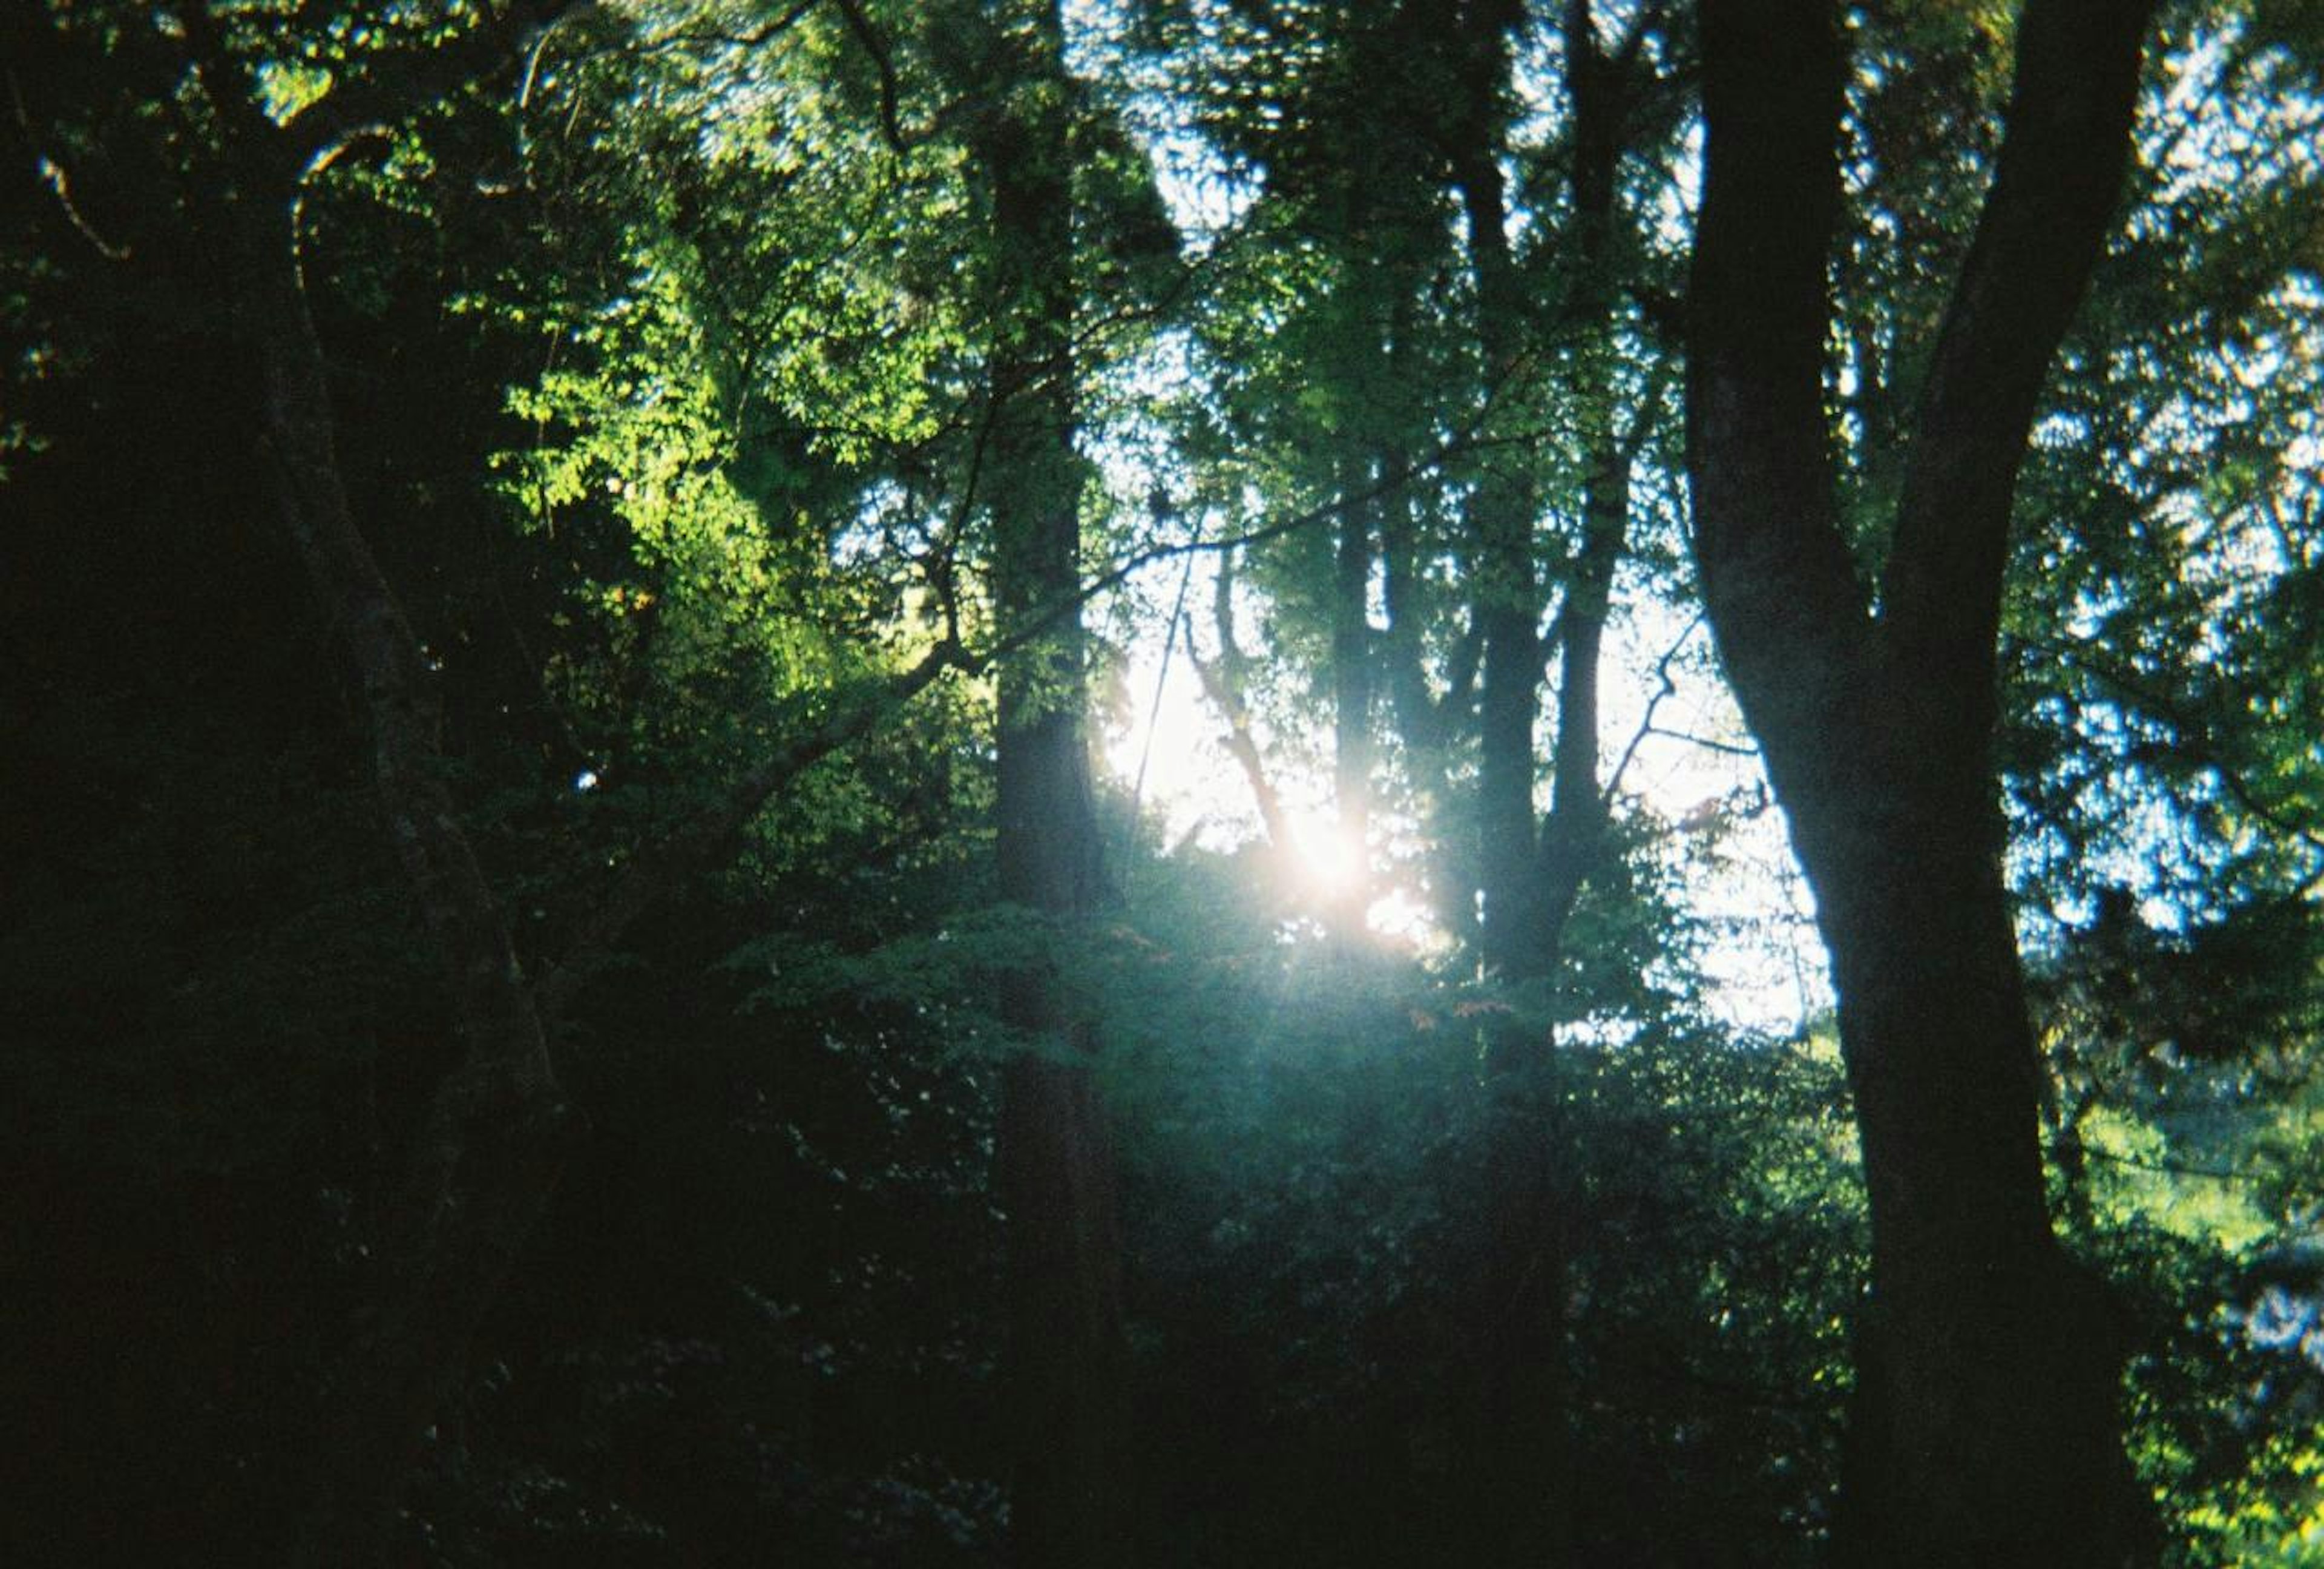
[1882,0,2158,702]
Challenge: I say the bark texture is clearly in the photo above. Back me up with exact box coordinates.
[1685,2,2163,1562]
[963,4,1130,1561]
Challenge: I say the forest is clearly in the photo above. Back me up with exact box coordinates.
[2,0,2320,1564]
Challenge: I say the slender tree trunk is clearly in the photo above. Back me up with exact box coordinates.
[1532,435,1623,955]
[966,5,1128,1561]
[1452,39,1544,980]
[1686,2,2162,1560]
[1442,5,1583,1559]
[1440,7,1660,1556]
[1331,453,1377,934]
[1528,0,1629,964]
[1189,547,1293,854]
[233,190,580,1569]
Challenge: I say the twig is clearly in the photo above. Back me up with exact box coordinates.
[830,0,915,155]
[1602,611,1711,802]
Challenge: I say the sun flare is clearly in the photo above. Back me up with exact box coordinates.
[1289,816,1363,898]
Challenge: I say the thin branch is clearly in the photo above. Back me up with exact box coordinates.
[9,55,136,260]
[566,2,817,69]
[281,1,595,171]
[830,0,914,155]
[1183,547,1290,851]
[2083,1146,2268,1185]
[1131,519,1203,819]
[1602,611,1707,802]
[1649,724,1756,757]
[1058,421,1555,629]
[536,633,972,1022]
[28,152,133,261]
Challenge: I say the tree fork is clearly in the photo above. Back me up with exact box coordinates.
[1686,1,2163,1560]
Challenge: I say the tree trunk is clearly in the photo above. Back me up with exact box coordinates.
[968,4,1129,1561]
[234,189,580,1569]
[1331,452,1378,935]
[158,10,1009,1561]
[1451,7,1544,980]
[1528,0,1630,961]
[1808,743,2148,1566]
[1442,6,1663,1556]
[1685,2,2163,1560]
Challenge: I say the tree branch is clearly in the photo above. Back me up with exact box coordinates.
[281,1,594,171]
[1183,548,1291,852]
[830,0,914,155]
[1684,0,1875,758]
[1881,0,2159,700]
[536,635,972,1023]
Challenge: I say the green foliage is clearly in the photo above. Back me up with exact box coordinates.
[1089,849,1865,1562]
[3,0,2319,1562]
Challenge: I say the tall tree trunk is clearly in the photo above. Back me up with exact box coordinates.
[1685,2,2162,1561]
[1441,4,1599,1559]
[965,4,1129,1561]
[235,187,581,1569]
[219,83,970,1568]
[1527,0,1630,966]
[1447,31,1573,1555]
[1331,452,1378,935]
[1452,0,1544,981]
[1532,436,1623,955]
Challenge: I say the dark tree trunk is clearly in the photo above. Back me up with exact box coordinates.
[193,44,968,1554]
[1452,0,1635,985]
[1810,746,2149,1567]
[966,4,1129,1561]
[1532,433,1621,955]
[1685,2,2163,1561]
[1528,0,1631,959]
[1445,13,1574,1554]
[1437,4,1632,1559]
[232,187,580,1569]
[1451,0,1544,981]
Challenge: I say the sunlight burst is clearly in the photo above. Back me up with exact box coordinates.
[1290,816,1363,899]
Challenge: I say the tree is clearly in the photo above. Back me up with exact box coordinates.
[1431,5,1674,1557]
[929,0,1134,1558]
[1132,7,1693,1551]
[10,4,984,1557]
[7,0,2318,1561]
[1685,0,2164,1559]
